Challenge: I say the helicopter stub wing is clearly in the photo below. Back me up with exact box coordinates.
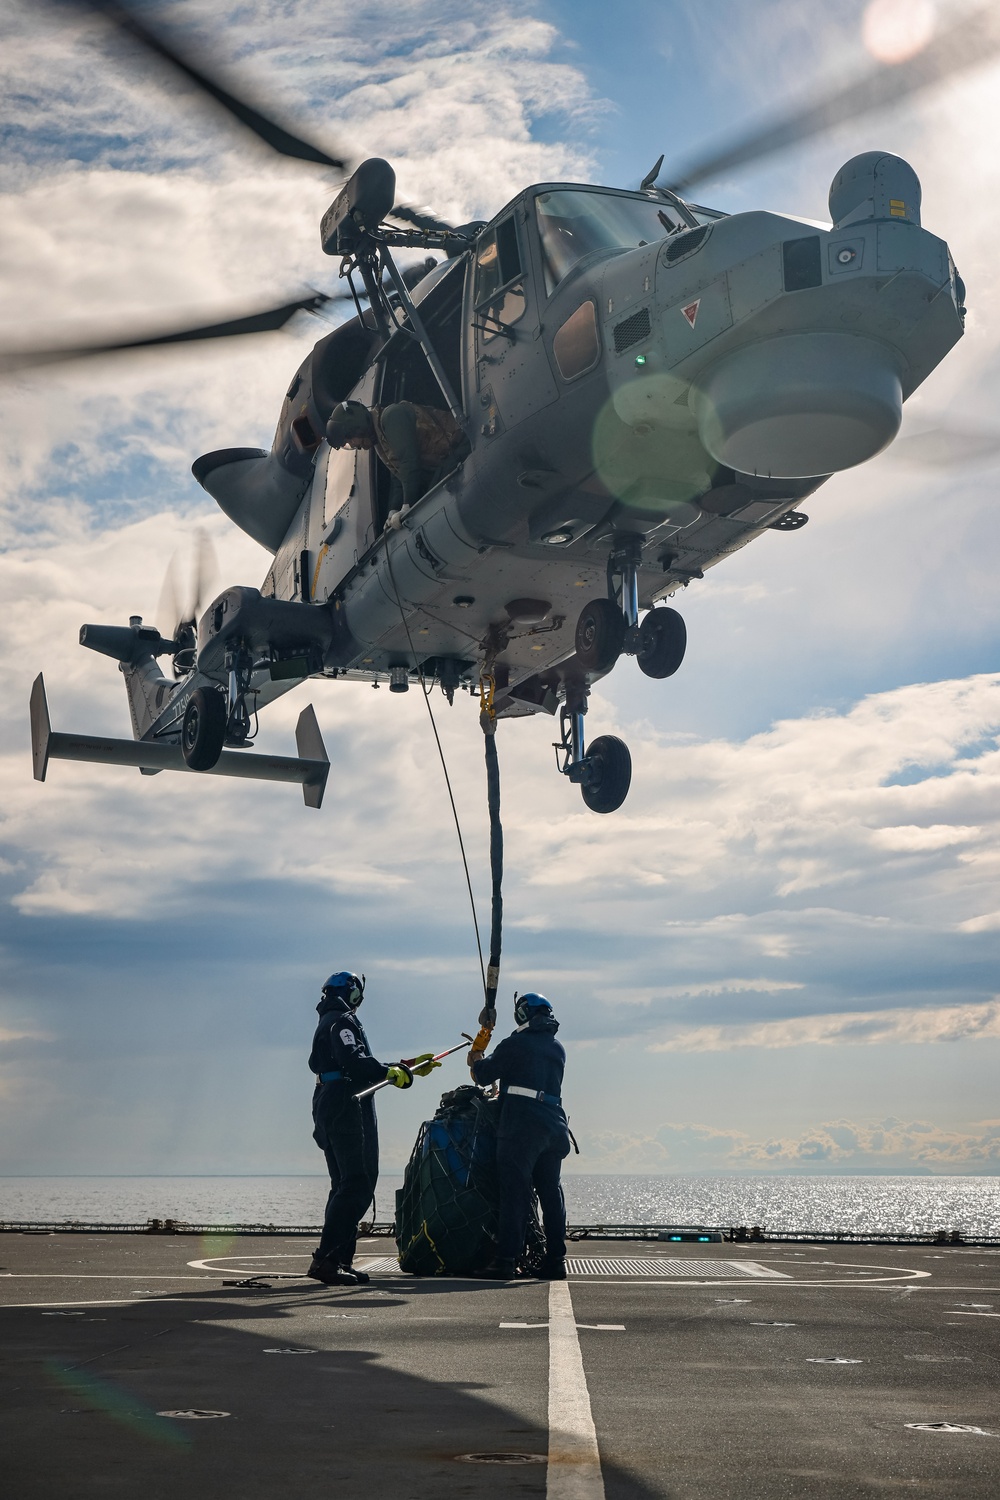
[30,675,330,810]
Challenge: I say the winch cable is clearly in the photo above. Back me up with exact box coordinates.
[478,670,502,1033]
[384,548,488,1003]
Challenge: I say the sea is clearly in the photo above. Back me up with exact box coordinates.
[2,1174,1000,1237]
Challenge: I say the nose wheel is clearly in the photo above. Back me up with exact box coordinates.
[553,685,632,814]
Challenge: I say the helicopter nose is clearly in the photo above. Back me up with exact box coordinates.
[688,330,903,478]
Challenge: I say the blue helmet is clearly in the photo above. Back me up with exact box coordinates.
[322,971,365,1008]
[514,991,552,1027]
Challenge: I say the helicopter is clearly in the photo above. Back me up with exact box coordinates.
[21,0,987,815]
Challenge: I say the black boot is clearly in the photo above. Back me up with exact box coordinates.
[307,1255,344,1285]
[472,1259,516,1280]
[540,1257,567,1280]
[330,1264,366,1286]
[343,1263,370,1284]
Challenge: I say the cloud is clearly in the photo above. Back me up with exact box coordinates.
[4,500,1000,1033]
[613,978,806,1008]
[957,910,1000,934]
[585,1114,1000,1173]
[648,1000,1000,1052]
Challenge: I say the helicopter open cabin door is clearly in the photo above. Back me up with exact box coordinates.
[473,206,558,431]
[312,444,360,602]
[370,258,469,531]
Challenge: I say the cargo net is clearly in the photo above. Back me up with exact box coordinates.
[395,1085,545,1276]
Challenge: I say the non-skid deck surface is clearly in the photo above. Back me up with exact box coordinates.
[3,1233,1000,1499]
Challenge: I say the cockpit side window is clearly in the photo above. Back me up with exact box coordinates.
[475,215,526,342]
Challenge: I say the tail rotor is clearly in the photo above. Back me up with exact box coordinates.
[156,528,219,676]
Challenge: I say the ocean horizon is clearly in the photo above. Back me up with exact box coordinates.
[3,1173,999,1236]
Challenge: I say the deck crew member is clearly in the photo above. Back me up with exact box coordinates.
[308,970,439,1286]
[468,991,571,1280]
[325,398,469,509]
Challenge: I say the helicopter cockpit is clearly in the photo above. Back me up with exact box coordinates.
[534,187,726,296]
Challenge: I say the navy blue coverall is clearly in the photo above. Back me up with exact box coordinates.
[309,995,389,1267]
[471,1016,571,1265]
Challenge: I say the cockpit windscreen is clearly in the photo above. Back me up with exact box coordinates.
[535,189,722,296]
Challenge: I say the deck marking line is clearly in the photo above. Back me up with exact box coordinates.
[547,1279,605,1500]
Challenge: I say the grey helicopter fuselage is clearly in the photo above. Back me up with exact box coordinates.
[96,150,964,804]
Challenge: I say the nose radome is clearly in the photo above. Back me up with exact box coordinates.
[689,332,903,479]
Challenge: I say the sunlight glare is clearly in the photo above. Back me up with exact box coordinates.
[862,0,937,64]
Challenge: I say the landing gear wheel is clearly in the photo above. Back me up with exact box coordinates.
[575,598,626,672]
[637,608,687,679]
[181,688,227,771]
[581,735,632,814]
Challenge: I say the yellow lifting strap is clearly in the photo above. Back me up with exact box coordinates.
[467,1024,494,1067]
[478,670,496,727]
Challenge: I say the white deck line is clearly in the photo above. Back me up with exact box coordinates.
[547,1279,605,1500]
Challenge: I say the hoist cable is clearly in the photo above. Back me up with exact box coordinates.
[385,547,487,1001]
[480,718,502,1031]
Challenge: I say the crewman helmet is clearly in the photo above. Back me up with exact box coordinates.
[514,991,552,1026]
[326,401,373,449]
[322,971,366,1008]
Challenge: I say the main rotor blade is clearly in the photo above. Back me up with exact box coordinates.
[67,0,348,170]
[667,4,1000,193]
[62,3,458,233]
[387,202,458,235]
[0,292,350,373]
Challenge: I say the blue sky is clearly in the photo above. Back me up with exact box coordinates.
[2,0,1000,1181]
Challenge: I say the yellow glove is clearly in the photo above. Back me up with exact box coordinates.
[409,1053,442,1078]
[386,1064,414,1089]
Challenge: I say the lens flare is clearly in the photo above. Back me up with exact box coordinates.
[862,0,936,65]
[46,1361,189,1449]
[199,1231,237,1260]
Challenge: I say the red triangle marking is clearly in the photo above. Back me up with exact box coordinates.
[681,299,700,328]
